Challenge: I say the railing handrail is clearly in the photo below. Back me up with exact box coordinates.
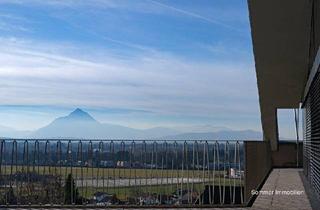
[0,138,245,142]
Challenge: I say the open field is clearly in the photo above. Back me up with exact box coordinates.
[0,165,237,179]
[80,180,243,199]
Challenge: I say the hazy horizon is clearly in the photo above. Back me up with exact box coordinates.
[0,107,258,133]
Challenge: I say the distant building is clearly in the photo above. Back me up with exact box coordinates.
[93,192,118,206]
[100,160,115,168]
[138,195,159,205]
[226,168,244,179]
[116,161,130,168]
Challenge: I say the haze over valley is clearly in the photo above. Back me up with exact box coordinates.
[0,108,262,140]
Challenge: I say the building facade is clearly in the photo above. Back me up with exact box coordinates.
[249,0,320,200]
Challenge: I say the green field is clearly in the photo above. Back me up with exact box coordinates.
[79,180,242,200]
[0,165,232,179]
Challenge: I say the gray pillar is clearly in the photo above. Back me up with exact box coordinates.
[260,106,278,151]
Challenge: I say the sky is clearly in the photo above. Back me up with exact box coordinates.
[0,0,297,137]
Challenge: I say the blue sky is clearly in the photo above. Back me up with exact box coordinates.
[0,0,278,135]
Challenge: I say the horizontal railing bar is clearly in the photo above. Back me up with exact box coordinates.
[0,138,245,142]
[0,204,246,208]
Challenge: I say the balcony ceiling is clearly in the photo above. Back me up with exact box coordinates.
[248,0,312,150]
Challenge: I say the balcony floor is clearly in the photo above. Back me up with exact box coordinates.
[251,168,312,210]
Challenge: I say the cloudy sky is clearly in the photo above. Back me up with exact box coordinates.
[0,0,297,137]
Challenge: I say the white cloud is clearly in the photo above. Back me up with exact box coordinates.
[0,0,243,32]
[0,37,259,121]
[147,0,238,31]
[0,12,33,32]
[0,1,261,132]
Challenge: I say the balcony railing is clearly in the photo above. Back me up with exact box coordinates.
[0,139,244,207]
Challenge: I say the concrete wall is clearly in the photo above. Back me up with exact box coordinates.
[244,141,272,205]
[248,0,312,151]
[272,141,302,168]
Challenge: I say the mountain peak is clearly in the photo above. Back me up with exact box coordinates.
[67,108,96,122]
[71,108,86,114]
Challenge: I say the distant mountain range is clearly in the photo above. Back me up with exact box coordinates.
[161,130,262,140]
[31,108,180,139]
[0,108,263,140]
[0,125,30,138]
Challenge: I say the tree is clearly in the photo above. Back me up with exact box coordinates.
[1,187,17,205]
[64,173,80,204]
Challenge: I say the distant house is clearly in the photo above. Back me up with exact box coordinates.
[173,189,199,205]
[132,161,143,168]
[225,168,244,179]
[85,160,93,167]
[144,163,157,169]
[93,192,118,206]
[76,160,82,166]
[116,161,130,168]
[100,160,115,168]
[138,195,159,205]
